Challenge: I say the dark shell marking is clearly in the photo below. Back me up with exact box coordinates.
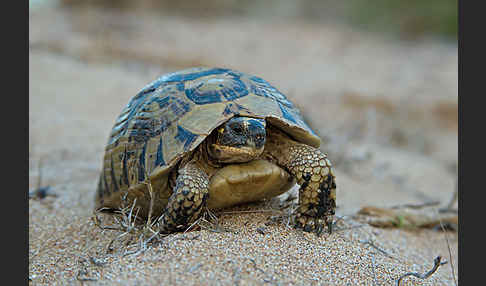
[98,67,317,198]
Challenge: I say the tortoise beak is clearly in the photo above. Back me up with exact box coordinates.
[210,144,264,163]
[246,140,256,148]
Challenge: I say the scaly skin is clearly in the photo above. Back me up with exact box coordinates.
[158,127,336,235]
[264,128,336,235]
[159,163,209,233]
[284,144,336,235]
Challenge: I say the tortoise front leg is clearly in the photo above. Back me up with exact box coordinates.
[159,163,209,233]
[270,143,336,235]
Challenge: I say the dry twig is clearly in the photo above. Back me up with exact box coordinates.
[357,205,457,229]
[331,215,366,232]
[390,201,440,209]
[29,157,57,200]
[396,256,447,285]
[29,186,57,200]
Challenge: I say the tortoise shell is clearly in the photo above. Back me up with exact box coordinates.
[97,67,320,208]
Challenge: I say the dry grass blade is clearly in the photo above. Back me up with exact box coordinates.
[440,179,458,213]
[195,208,236,233]
[92,210,126,231]
[439,216,458,286]
[143,168,156,228]
[99,197,144,252]
[123,233,147,256]
[360,239,395,259]
[93,176,164,257]
[446,180,458,209]
[264,198,298,229]
[107,229,130,253]
[105,190,162,256]
[183,215,206,234]
[396,256,447,286]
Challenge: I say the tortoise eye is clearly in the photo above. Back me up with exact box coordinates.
[232,125,243,134]
[255,134,265,142]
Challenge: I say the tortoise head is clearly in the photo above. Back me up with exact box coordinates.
[209,117,266,163]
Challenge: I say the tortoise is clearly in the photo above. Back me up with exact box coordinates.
[96,67,336,235]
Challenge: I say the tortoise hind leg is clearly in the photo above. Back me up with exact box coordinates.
[159,163,209,233]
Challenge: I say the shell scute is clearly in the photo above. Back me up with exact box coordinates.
[98,67,320,201]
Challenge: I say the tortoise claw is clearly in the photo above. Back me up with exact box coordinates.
[294,213,332,236]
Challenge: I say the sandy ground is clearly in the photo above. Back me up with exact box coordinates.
[29,5,458,285]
